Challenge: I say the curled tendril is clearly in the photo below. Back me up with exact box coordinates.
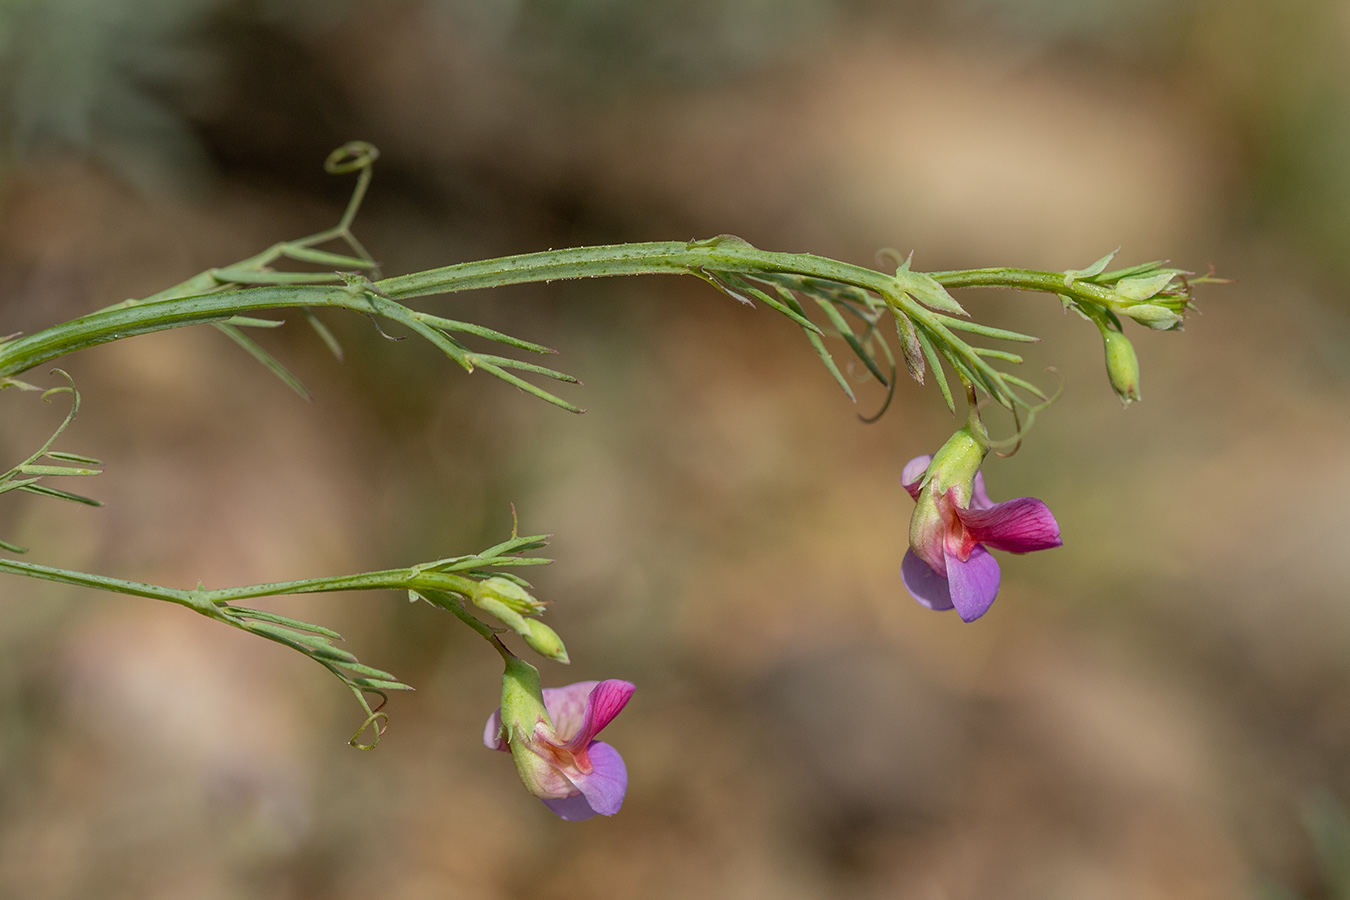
[985,368,1065,456]
[349,690,390,750]
[325,141,381,175]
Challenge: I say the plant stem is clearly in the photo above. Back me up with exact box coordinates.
[0,241,1119,382]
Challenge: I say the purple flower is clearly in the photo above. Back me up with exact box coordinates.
[485,678,635,821]
[901,446,1061,623]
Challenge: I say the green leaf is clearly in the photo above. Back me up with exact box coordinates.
[413,313,555,354]
[1063,249,1117,285]
[210,267,345,286]
[894,267,967,316]
[17,484,102,506]
[214,323,312,401]
[223,316,285,329]
[974,347,1024,364]
[303,309,344,360]
[45,451,102,465]
[1114,271,1177,301]
[280,245,378,269]
[472,360,584,413]
[16,464,100,477]
[939,319,1041,343]
[914,328,954,413]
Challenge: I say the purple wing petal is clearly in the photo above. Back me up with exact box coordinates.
[483,708,507,751]
[971,471,994,510]
[541,793,599,821]
[956,497,1062,553]
[901,455,933,499]
[542,681,600,741]
[561,680,636,752]
[901,547,954,611]
[945,544,1000,622]
[570,741,628,817]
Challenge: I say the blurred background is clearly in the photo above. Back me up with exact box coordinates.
[0,0,1347,897]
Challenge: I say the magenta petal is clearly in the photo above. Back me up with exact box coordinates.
[901,455,932,499]
[956,497,1062,553]
[560,680,635,752]
[945,544,1000,622]
[570,741,628,817]
[542,681,600,740]
[541,793,600,821]
[901,547,954,611]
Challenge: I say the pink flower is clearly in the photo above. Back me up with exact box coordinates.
[485,678,635,821]
[901,444,1061,622]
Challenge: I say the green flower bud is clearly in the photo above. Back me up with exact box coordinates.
[522,619,570,664]
[1122,303,1182,330]
[498,653,550,746]
[1101,330,1141,406]
[474,576,546,616]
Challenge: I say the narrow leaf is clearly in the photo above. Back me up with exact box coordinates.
[974,348,1024,364]
[469,354,579,383]
[281,245,378,269]
[914,328,954,413]
[45,451,102,465]
[413,313,555,354]
[303,308,344,360]
[939,319,1041,343]
[893,311,926,384]
[224,316,286,329]
[214,323,312,401]
[473,360,584,413]
[1063,249,1118,285]
[17,484,102,506]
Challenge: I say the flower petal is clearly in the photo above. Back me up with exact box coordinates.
[971,471,994,510]
[560,680,636,753]
[945,544,1000,622]
[483,708,507,751]
[541,793,600,821]
[569,741,628,817]
[901,547,954,611]
[956,497,1062,553]
[541,681,600,742]
[901,455,932,500]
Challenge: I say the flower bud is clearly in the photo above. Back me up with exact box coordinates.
[497,653,550,747]
[522,618,570,664]
[1122,303,1182,330]
[474,576,546,616]
[1101,329,1141,406]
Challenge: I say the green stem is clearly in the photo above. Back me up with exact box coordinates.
[0,556,482,612]
[929,266,1124,306]
[0,241,1110,381]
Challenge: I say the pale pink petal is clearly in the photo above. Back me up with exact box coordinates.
[541,793,599,821]
[971,471,994,510]
[568,741,628,816]
[901,547,954,611]
[483,708,507,751]
[945,544,1000,622]
[901,455,932,499]
[956,497,1062,553]
[541,681,600,741]
[560,680,636,752]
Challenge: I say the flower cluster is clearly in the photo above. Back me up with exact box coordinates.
[900,426,1061,622]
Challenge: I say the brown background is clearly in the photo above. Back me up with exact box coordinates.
[0,2,1346,898]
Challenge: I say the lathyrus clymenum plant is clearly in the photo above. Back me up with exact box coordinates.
[0,143,1215,817]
